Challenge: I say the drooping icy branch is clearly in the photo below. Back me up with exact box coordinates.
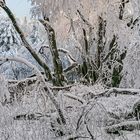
[0,57,41,77]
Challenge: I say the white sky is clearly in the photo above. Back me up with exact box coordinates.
[6,0,31,18]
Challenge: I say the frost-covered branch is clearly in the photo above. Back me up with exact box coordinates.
[119,0,129,20]
[63,62,78,73]
[0,57,41,77]
[77,10,93,28]
[64,93,85,104]
[50,84,76,90]
[52,134,90,140]
[104,120,140,134]
[102,44,117,63]
[39,46,78,71]
[58,48,76,63]
[39,46,78,73]
[91,88,140,99]
[104,88,140,96]
[80,88,140,101]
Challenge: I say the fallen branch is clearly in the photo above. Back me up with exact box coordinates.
[104,88,140,96]
[8,77,76,91]
[104,120,140,134]
[92,88,140,99]
[50,84,76,91]
[52,134,90,140]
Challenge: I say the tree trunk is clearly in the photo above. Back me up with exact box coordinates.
[40,19,65,86]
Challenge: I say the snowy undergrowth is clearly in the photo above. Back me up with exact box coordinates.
[0,76,140,140]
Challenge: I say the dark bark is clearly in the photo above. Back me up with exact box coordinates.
[132,100,140,120]
[83,28,89,54]
[119,0,129,20]
[39,19,65,86]
[96,16,106,68]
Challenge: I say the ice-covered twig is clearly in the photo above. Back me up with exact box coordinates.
[77,10,93,28]
[63,62,78,73]
[102,44,117,63]
[64,93,85,104]
[50,84,76,90]
[58,48,76,63]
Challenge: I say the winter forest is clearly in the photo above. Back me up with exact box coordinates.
[1,0,140,139]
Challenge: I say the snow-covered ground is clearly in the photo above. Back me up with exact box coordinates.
[0,78,140,140]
